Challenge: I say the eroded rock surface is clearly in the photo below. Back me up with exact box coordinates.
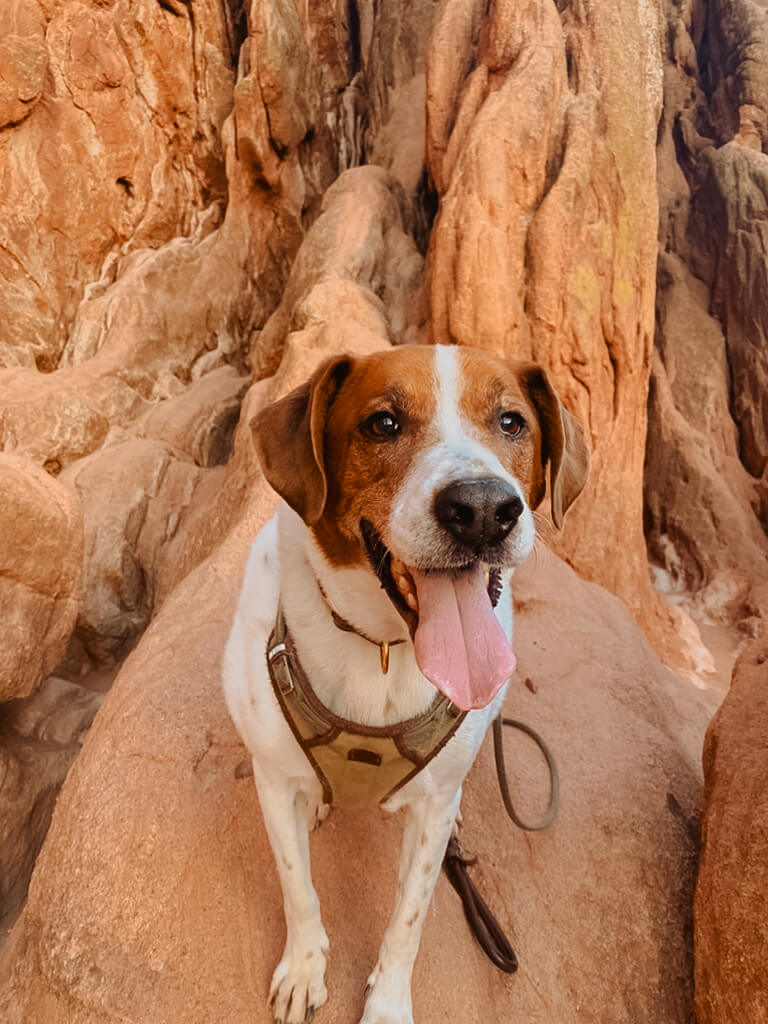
[426,0,663,620]
[0,455,82,702]
[648,0,768,632]
[0,0,766,1019]
[0,676,103,945]
[695,636,768,1023]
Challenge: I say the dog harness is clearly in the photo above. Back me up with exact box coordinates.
[267,606,467,809]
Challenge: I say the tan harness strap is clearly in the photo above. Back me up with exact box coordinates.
[267,606,467,809]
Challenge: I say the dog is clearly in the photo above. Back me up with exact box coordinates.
[223,344,588,1024]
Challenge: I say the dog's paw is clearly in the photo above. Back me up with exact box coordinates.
[269,938,328,1024]
[358,963,413,1024]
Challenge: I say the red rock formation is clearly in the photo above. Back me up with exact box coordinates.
[695,636,768,1023]
[425,0,663,618]
[0,676,102,946]
[0,0,683,668]
[0,0,766,1019]
[0,455,82,702]
[648,0,768,631]
[0,0,357,663]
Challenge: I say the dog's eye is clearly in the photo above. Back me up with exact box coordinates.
[362,411,401,439]
[500,411,526,438]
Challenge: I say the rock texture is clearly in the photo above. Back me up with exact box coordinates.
[0,675,103,946]
[0,0,711,661]
[0,455,82,702]
[648,0,768,631]
[0,0,356,665]
[425,0,663,619]
[695,635,768,1023]
[1,0,767,1020]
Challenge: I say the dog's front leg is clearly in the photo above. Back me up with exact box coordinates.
[361,788,462,1024]
[253,760,328,1024]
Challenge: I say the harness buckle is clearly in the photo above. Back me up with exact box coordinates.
[267,642,294,695]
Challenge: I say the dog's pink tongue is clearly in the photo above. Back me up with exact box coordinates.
[411,566,516,711]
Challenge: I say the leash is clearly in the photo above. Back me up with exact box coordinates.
[443,835,518,973]
[442,713,560,974]
[492,715,560,831]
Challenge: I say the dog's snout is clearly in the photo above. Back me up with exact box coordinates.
[434,478,523,550]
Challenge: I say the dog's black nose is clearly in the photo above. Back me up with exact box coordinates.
[434,478,524,550]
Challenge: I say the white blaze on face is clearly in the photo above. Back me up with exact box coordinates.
[388,345,535,568]
[386,345,534,711]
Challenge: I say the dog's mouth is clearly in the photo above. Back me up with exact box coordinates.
[360,521,516,711]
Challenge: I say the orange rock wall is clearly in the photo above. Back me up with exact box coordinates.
[0,0,767,1020]
[647,0,768,630]
[426,0,662,615]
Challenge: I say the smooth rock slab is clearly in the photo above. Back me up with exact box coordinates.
[695,636,768,1023]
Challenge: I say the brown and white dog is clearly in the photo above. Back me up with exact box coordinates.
[223,345,588,1024]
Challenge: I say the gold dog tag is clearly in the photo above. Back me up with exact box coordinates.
[380,641,390,675]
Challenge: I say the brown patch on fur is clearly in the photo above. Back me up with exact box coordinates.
[520,365,590,527]
[455,348,547,509]
[312,347,439,567]
[252,346,589,572]
[455,348,588,526]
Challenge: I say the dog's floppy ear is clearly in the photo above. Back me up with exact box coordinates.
[251,355,353,525]
[521,365,590,528]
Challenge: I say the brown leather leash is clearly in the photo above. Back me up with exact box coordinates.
[442,713,560,974]
[443,835,518,973]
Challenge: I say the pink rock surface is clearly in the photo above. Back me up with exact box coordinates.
[695,635,768,1023]
[425,0,663,626]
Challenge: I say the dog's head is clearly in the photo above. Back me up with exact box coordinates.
[252,345,589,709]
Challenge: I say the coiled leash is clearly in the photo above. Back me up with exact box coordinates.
[442,714,560,973]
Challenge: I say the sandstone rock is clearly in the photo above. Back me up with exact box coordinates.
[0,0,359,460]
[0,0,369,676]
[425,0,664,622]
[0,456,82,702]
[646,256,768,626]
[132,365,249,469]
[690,142,768,482]
[647,0,768,631]
[695,635,768,1023]
[60,440,201,665]
[250,165,423,379]
[0,676,103,944]
[367,73,428,238]
[355,0,438,239]
[0,0,237,371]
[706,0,768,150]
[0,364,140,473]
[0,1,47,130]
[0,532,715,1023]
